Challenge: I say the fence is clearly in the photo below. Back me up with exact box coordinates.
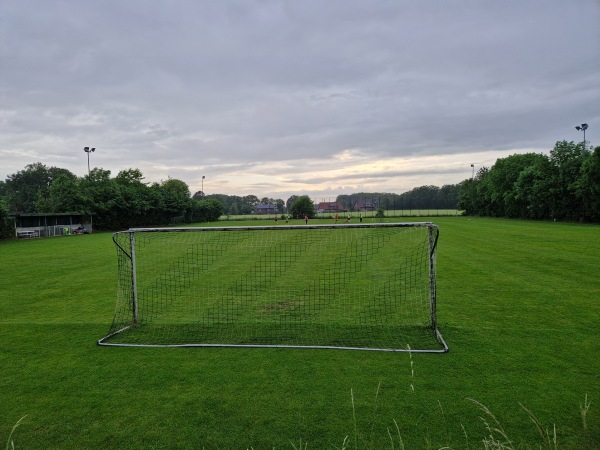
[221,208,463,221]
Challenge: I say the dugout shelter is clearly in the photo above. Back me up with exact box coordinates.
[11,213,92,238]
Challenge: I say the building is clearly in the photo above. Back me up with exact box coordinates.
[317,201,344,212]
[255,204,277,215]
[353,198,378,211]
[11,213,92,238]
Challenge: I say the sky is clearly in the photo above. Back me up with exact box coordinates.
[1,0,599,201]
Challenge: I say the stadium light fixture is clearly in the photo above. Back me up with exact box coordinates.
[84,146,95,176]
[575,123,588,149]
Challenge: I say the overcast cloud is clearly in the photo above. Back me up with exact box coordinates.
[1,0,599,200]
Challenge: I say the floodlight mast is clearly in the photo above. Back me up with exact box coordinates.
[575,123,588,150]
[201,175,205,197]
[84,146,96,176]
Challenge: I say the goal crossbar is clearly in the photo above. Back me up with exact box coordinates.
[98,222,447,352]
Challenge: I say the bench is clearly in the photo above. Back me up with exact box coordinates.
[17,230,39,238]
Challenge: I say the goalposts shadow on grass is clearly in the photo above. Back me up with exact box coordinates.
[98,223,448,353]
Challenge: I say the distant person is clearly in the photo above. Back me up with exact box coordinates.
[304,215,308,224]
[335,214,338,223]
[274,215,278,224]
[359,213,363,223]
[346,213,351,223]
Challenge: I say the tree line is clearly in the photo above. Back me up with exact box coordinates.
[0,164,223,233]
[335,184,460,211]
[204,185,461,217]
[1,138,598,238]
[458,141,600,222]
[199,193,286,216]
[0,162,462,239]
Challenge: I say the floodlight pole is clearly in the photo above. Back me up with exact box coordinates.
[84,146,96,176]
[471,164,475,180]
[202,175,205,197]
[575,123,588,150]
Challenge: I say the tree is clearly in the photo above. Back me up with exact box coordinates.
[115,168,145,184]
[290,195,315,219]
[0,199,13,239]
[286,195,299,212]
[457,178,478,215]
[456,139,600,222]
[438,184,461,209]
[482,153,548,217]
[511,156,555,219]
[457,166,493,216]
[400,186,440,210]
[549,140,590,220]
[191,198,224,223]
[274,199,285,214]
[575,146,600,222]
[159,179,193,223]
[499,153,552,218]
[4,163,76,213]
[242,195,259,208]
[36,175,88,214]
[82,168,121,229]
[114,169,153,227]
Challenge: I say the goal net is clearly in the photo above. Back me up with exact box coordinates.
[98,223,447,352]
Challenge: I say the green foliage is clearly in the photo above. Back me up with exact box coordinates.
[286,194,299,212]
[458,142,600,222]
[81,168,123,229]
[191,198,224,222]
[200,194,288,215]
[158,178,193,223]
[549,141,590,220]
[0,199,13,239]
[336,186,461,212]
[290,195,315,218]
[114,168,144,184]
[575,146,600,222]
[3,162,76,213]
[0,164,203,230]
[202,194,259,215]
[35,175,88,213]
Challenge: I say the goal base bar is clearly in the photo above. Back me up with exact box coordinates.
[98,324,448,353]
[97,326,448,353]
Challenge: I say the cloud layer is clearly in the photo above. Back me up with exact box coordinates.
[1,0,599,199]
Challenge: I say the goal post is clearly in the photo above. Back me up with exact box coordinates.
[98,223,448,352]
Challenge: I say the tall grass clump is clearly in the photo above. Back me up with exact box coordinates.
[5,416,26,450]
[466,397,595,450]
[343,383,407,450]
[580,394,591,432]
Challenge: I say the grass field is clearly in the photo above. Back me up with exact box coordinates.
[1,217,598,449]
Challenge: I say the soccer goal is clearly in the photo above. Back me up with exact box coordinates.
[98,223,448,352]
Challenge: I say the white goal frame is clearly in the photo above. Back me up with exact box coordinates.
[98,222,448,352]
